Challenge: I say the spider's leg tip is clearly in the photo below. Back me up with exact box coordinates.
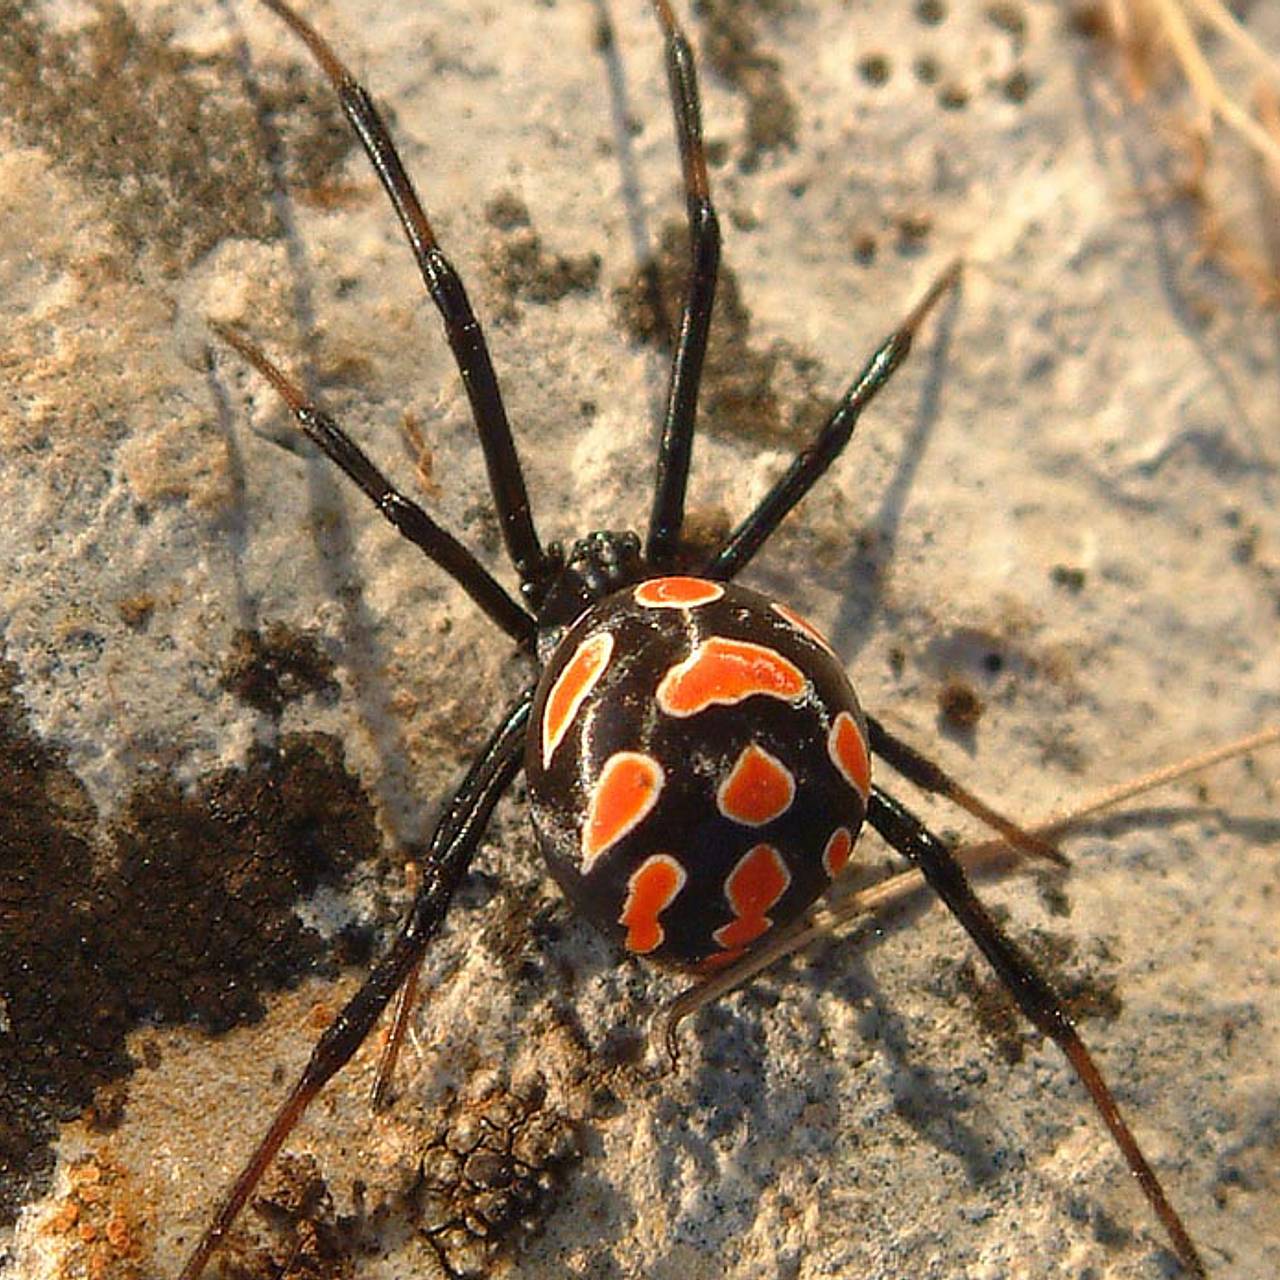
[649,1011,683,1076]
[901,258,965,337]
[206,318,253,361]
[931,256,964,301]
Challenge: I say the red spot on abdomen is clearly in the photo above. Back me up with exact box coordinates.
[656,637,806,718]
[713,843,791,951]
[542,632,613,768]
[581,751,663,871]
[634,577,725,608]
[717,743,795,826]
[823,826,853,877]
[828,711,871,799]
[619,854,686,953]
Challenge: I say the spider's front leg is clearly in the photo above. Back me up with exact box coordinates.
[255,0,555,600]
[645,0,722,567]
[706,260,961,582]
[176,686,535,1280]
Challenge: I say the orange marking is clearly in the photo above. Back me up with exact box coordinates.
[656,637,806,718]
[581,751,663,870]
[634,576,725,608]
[713,843,791,951]
[542,632,613,768]
[828,711,871,799]
[771,601,834,650]
[697,947,746,973]
[717,743,795,826]
[618,854,686,954]
[823,827,853,877]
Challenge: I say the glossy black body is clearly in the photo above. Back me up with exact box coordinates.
[527,580,869,968]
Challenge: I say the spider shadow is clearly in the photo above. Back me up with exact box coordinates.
[1068,32,1277,505]
[634,796,1280,1254]
[208,0,434,846]
[1058,802,1280,859]
[662,907,1006,1214]
[629,898,1006,1242]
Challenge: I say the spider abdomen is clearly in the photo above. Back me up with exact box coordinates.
[527,576,871,970]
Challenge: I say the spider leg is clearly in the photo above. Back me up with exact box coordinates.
[657,840,1031,1065]
[644,0,722,567]
[867,785,1207,1279]
[255,0,554,599]
[370,942,421,1111]
[796,724,1280,986]
[177,685,535,1280]
[213,323,536,646]
[866,713,1066,865]
[662,727,1279,1062]
[705,260,961,581]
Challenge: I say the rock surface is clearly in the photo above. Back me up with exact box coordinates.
[2,2,1278,1278]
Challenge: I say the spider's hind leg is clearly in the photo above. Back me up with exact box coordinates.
[176,685,535,1280]
[867,713,1065,864]
[867,785,1207,1278]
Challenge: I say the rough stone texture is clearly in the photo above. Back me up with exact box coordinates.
[2,1,1278,1278]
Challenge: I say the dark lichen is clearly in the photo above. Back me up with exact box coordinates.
[0,1,351,276]
[482,193,602,321]
[614,220,830,453]
[219,620,341,719]
[0,659,379,1224]
[933,928,1122,1065]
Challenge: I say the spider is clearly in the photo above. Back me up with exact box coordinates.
[176,1,1208,1276]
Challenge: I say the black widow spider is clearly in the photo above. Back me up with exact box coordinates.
[181,0,1207,1276]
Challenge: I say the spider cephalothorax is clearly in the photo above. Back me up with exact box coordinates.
[532,530,645,642]
[178,2,1208,1277]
